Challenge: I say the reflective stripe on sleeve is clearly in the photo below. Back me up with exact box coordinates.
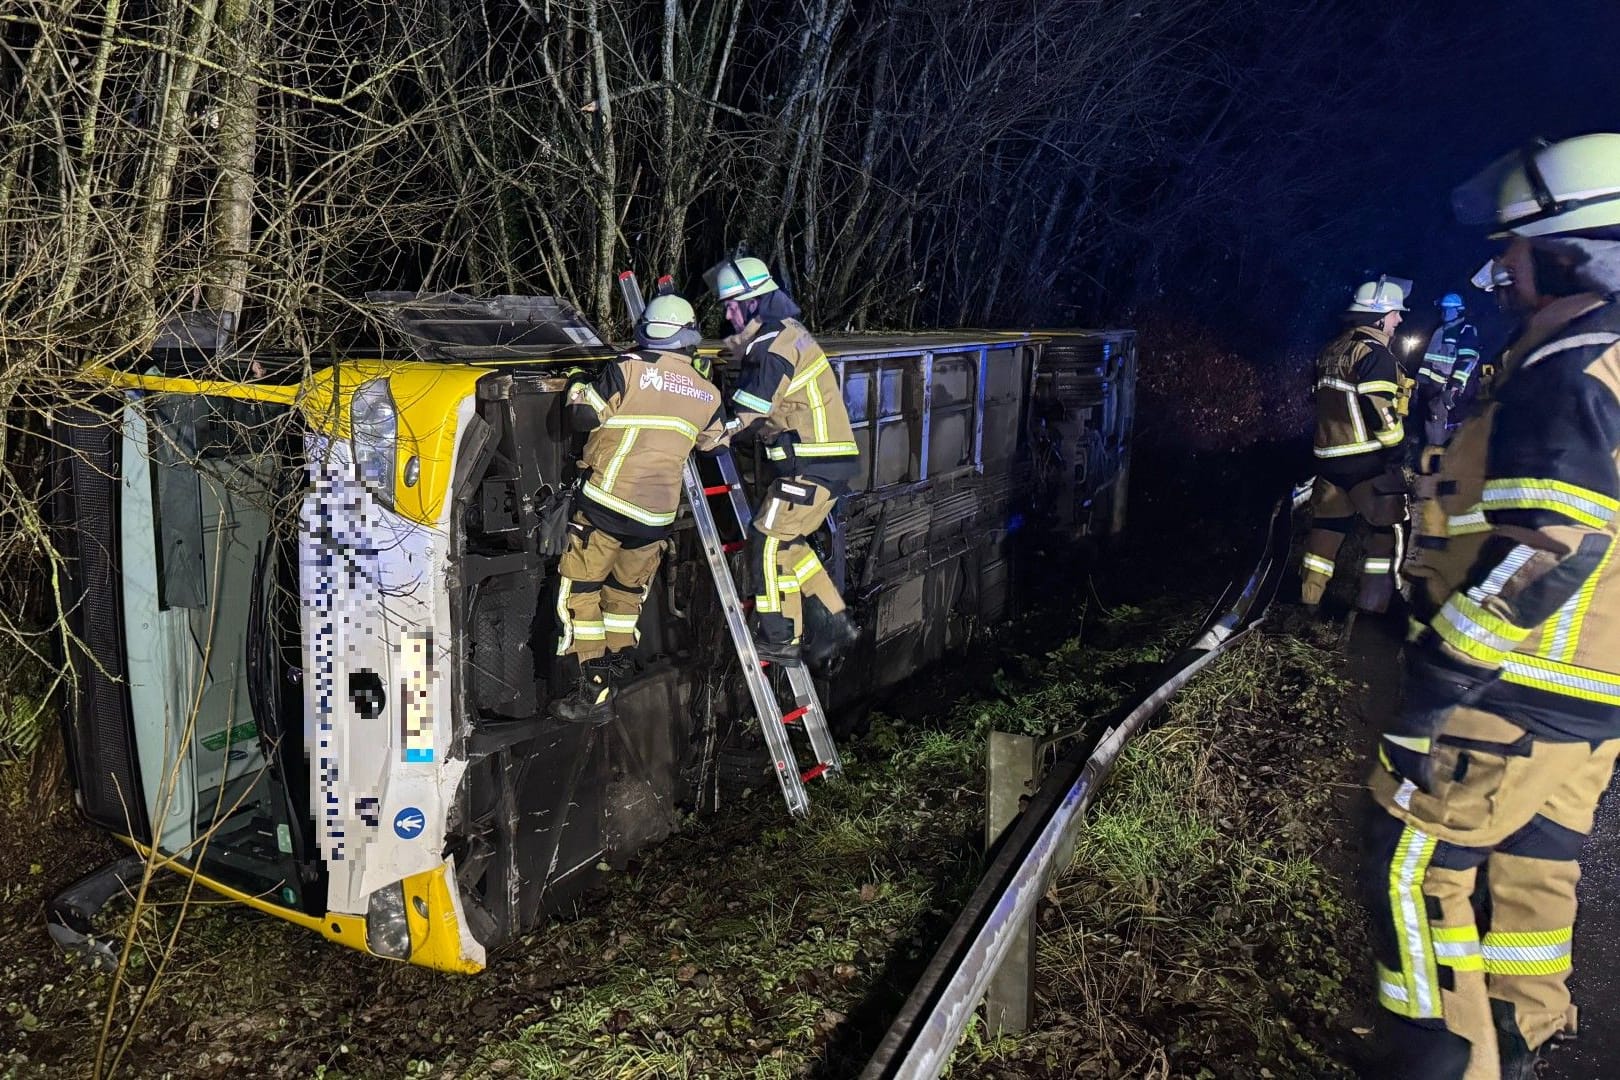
[1432,925,1483,972]
[1474,543,1537,598]
[1481,478,1620,529]
[733,389,773,413]
[1431,593,1531,666]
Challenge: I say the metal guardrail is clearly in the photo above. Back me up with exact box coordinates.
[859,490,1295,1080]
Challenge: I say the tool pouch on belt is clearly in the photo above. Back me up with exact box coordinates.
[536,482,578,557]
[1395,367,1416,418]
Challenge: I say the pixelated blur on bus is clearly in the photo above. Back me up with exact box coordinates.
[49,293,1134,972]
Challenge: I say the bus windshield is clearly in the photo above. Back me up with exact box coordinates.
[118,391,312,908]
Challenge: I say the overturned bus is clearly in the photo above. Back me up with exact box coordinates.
[47,293,1134,973]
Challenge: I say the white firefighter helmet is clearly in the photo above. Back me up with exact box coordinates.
[1348,275,1412,314]
[639,293,696,342]
[1453,133,1620,238]
[703,255,778,302]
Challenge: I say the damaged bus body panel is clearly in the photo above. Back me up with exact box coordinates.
[49,295,1134,972]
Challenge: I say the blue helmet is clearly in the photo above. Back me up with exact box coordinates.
[1438,292,1465,312]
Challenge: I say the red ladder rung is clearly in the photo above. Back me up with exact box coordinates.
[801,764,830,783]
[780,706,808,725]
[702,484,731,496]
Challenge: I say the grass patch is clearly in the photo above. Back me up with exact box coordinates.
[977,622,1364,1079]
[1,599,1364,1079]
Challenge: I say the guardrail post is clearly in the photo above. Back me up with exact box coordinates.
[984,730,1038,1035]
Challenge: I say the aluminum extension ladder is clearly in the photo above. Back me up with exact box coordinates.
[681,449,843,817]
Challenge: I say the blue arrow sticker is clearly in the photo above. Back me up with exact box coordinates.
[393,806,426,840]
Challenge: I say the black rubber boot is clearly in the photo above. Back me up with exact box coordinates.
[804,609,860,669]
[754,639,803,666]
[551,658,617,724]
[752,608,803,665]
[603,649,641,687]
[1492,1000,1543,1080]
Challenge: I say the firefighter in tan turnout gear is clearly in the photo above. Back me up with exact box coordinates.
[1300,275,1411,615]
[552,294,729,722]
[1362,133,1620,1080]
[705,255,861,667]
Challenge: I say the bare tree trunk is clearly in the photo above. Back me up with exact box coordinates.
[133,0,223,336]
[586,0,616,321]
[655,0,678,274]
[772,0,850,276]
[205,0,272,346]
[48,0,125,319]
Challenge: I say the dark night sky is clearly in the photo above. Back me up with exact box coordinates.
[1349,0,1620,339]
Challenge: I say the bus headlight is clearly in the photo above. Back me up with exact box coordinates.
[365,881,412,960]
[351,379,398,505]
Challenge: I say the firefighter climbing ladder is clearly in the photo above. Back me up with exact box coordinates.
[681,450,844,818]
[620,264,840,816]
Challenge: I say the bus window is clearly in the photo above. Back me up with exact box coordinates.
[927,354,978,477]
[981,346,1025,465]
[842,359,921,491]
[873,362,918,488]
[843,370,873,493]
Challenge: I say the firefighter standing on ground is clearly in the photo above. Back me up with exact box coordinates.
[1362,133,1620,1080]
[1416,292,1485,447]
[704,255,861,666]
[552,294,729,722]
[1299,275,1411,615]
